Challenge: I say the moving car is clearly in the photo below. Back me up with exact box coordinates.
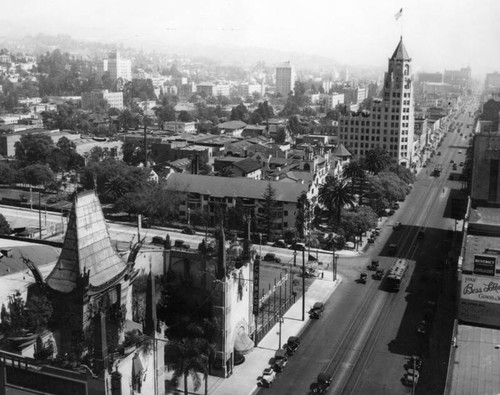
[417,230,425,239]
[174,239,189,250]
[258,368,276,387]
[393,221,402,230]
[367,260,379,270]
[263,253,281,263]
[373,269,385,280]
[181,227,195,235]
[388,243,398,255]
[417,320,428,335]
[309,302,325,319]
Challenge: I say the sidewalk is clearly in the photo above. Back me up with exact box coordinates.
[211,271,341,395]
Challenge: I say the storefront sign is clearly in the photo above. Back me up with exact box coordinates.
[461,275,500,303]
[473,254,496,276]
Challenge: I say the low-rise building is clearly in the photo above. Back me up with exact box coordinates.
[163,121,197,134]
[82,90,124,110]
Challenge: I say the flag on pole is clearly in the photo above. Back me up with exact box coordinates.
[394,8,403,20]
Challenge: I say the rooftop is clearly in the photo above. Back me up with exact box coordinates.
[45,191,128,293]
[447,324,500,395]
[164,173,309,202]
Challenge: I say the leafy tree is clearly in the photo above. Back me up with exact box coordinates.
[318,175,355,226]
[388,163,416,184]
[230,103,249,122]
[363,148,392,175]
[0,214,11,235]
[155,103,177,127]
[0,163,19,185]
[178,111,194,122]
[22,164,55,187]
[339,206,378,241]
[365,172,410,210]
[275,128,287,144]
[15,134,55,165]
[122,140,145,166]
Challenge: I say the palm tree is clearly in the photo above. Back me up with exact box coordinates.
[362,148,392,175]
[103,175,128,201]
[165,338,206,395]
[318,175,355,225]
[342,160,366,201]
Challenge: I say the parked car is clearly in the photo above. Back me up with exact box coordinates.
[309,302,324,319]
[181,227,195,235]
[264,253,281,263]
[405,355,423,371]
[358,273,368,284]
[258,367,276,387]
[272,239,287,248]
[392,202,400,210]
[393,222,402,230]
[174,239,189,250]
[367,237,375,243]
[289,242,306,251]
[285,336,300,356]
[403,369,420,387]
[152,236,164,245]
[273,349,288,372]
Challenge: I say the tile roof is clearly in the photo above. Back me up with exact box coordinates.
[164,173,309,202]
[46,191,127,293]
[231,158,262,173]
[218,121,247,130]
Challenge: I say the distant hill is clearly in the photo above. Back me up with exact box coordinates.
[0,33,383,77]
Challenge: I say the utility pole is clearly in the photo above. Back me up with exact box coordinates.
[302,248,305,321]
[38,192,42,239]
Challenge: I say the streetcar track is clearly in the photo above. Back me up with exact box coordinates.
[322,131,460,394]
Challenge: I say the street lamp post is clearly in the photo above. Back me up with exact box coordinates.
[278,316,284,349]
[187,207,191,227]
[332,246,338,282]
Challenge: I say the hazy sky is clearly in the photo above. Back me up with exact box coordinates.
[2,0,499,76]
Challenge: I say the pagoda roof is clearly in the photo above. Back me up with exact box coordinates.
[46,191,127,293]
[331,143,352,158]
[390,37,410,61]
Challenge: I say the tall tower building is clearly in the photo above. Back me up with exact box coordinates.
[338,37,414,167]
[276,61,295,96]
[107,50,132,82]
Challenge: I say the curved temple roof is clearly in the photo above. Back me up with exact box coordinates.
[46,191,127,293]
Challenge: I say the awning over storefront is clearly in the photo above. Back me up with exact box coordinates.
[234,329,254,354]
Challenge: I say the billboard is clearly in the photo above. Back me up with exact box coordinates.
[460,274,500,327]
[473,254,496,276]
[461,274,500,303]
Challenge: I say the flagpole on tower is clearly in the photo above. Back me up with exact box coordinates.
[394,7,403,37]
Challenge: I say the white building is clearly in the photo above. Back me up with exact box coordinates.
[338,38,415,167]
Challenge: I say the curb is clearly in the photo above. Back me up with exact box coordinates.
[247,275,342,395]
